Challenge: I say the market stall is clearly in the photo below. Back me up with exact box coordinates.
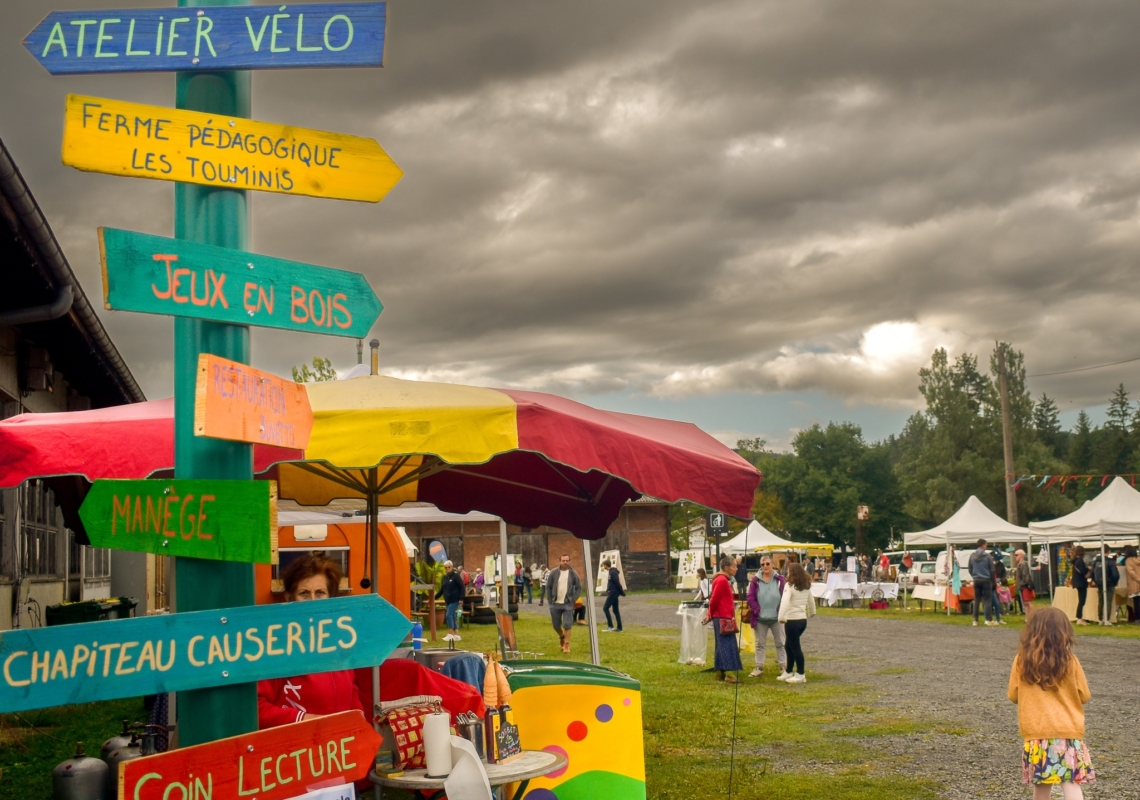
[1028,477,1140,623]
[904,495,1031,614]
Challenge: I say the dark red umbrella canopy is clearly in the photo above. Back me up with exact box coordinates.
[0,391,760,540]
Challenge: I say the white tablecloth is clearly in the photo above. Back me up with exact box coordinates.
[911,584,945,603]
[812,579,900,605]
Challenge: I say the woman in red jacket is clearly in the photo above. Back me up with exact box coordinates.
[258,555,365,728]
[704,555,742,684]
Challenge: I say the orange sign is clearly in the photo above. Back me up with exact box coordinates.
[194,354,313,448]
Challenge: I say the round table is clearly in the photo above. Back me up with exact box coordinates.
[369,748,567,800]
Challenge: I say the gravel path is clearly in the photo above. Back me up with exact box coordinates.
[520,593,1140,799]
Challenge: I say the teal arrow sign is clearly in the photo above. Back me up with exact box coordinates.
[98,227,382,338]
[0,594,409,713]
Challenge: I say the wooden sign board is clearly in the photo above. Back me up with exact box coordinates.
[196,354,313,448]
[0,594,410,714]
[119,711,378,800]
[98,227,382,338]
[25,4,386,75]
[63,94,402,203]
[79,479,278,564]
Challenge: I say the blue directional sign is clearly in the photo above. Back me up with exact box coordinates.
[24,3,386,75]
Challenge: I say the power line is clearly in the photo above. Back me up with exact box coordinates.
[1027,355,1140,378]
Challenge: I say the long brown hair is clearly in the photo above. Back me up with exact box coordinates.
[787,563,811,591]
[1017,606,1074,690]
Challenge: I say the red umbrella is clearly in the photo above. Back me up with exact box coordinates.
[0,384,759,539]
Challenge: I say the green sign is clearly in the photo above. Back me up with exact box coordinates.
[98,226,382,338]
[79,479,278,564]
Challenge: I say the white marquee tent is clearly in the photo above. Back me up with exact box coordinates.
[720,520,792,554]
[903,495,1031,546]
[1029,477,1140,621]
[1027,476,1140,542]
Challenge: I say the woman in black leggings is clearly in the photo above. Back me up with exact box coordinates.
[1070,546,1089,625]
[776,563,816,683]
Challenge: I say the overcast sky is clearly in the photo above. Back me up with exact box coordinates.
[6,0,1140,449]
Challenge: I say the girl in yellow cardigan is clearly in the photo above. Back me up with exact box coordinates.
[1008,607,1095,798]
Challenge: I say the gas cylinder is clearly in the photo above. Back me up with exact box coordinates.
[53,743,108,800]
[103,729,157,799]
[100,720,133,763]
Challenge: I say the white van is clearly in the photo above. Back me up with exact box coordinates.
[934,549,975,585]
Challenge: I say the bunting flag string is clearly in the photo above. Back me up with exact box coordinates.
[1008,473,1138,491]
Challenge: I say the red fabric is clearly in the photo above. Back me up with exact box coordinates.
[0,390,760,541]
[502,389,759,519]
[0,398,300,486]
[708,573,736,619]
[354,659,485,723]
[257,669,365,729]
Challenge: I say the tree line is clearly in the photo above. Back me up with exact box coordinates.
[694,344,1140,554]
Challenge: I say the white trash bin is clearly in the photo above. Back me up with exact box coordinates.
[677,601,708,666]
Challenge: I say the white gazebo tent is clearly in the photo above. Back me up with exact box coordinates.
[720,521,834,556]
[720,521,793,554]
[1028,476,1140,623]
[904,496,1031,614]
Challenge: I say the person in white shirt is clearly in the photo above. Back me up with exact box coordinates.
[544,554,582,654]
[777,563,817,684]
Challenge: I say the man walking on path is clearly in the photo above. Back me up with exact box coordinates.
[440,560,466,638]
[545,554,581,653]
[970,538,1003,626]
[602,559,625,632]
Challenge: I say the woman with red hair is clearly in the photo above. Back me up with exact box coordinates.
[257,554,364,727]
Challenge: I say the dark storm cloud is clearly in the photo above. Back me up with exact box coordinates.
[5,0,1140,412]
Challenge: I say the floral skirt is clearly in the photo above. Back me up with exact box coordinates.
[713,619,742,672]
[1022,738,1095,785]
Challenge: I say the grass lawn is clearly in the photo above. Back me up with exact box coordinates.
[0,696,145,795]
[1,613,955,800]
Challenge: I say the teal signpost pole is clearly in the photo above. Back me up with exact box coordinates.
[174,0,256,748]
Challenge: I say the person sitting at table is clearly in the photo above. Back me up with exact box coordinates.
[258,554,365,727]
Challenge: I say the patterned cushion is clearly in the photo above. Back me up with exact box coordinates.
[383,704,451,769]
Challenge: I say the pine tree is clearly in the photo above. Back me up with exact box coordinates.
[1034,394,1063,458]
[1096,384,1133,474]
[1106,384,1131,430]
[1069,411,1092,473]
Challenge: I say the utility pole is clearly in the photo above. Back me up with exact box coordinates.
[997,343,1018,525]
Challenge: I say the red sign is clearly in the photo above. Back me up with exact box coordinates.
[118,711,379,800]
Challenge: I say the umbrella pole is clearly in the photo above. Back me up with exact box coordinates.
[1100,528,1109,625]
[582,538,600,666]
[946,532,951,617]
[499,519,509,612]
[368,468,381,800]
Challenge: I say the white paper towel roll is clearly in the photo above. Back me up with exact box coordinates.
[423,712,453,778]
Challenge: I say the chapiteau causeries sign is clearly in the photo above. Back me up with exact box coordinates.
[24,3,387,75]
[63,94,402,202]
[0,594,409,714]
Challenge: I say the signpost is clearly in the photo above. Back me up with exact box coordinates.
[0,594,409,714]
[65,95,403,202]
[196,354,314,448]
[25,3,387,75]
[99,227,383,337]
[79,478,278,563]
[119,711,379,800]
[30,0,400,762]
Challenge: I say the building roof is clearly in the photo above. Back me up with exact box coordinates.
[0,137,143,407]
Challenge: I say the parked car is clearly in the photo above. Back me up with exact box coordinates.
[900,560,937,589]
[884,550,931,566]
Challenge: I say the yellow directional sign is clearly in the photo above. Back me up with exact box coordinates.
[61,94,402,203]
